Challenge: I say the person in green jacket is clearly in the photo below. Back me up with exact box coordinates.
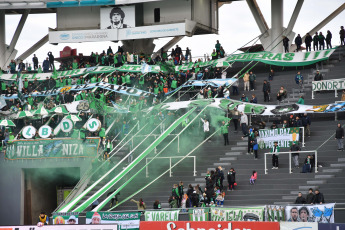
[297,95,304,105]
[138,74,145,89]
[72,60,78,69]
[153,85,159,95]
[1,81,7,93]
[221,120,230,145]
[90,75,97,83]
[125,74,131,87]
[37,65,43,73]
[27,95,34,106]
[121,73,126,85]
[99,127,106,139]
[271,141,280,169]
[170,78,177,91]
[67,76,73,85]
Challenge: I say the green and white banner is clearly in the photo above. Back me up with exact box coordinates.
[257,128,300,149]
[0,66,117,81]
[210,207,265,221]
[265,205,286,222]
[175,49,335,71]
[5,138,100,160]
[52,212,79,225]
[312,78,345,91]
[144,210,180,221]
[189,208,209,221]
[86,212,140,230]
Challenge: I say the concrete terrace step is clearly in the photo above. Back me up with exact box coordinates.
[237,142,247,146]
[338,158,345,162]
[213,162,231,166]
[330,163,345,167]
[306,180,326,185]
[314,174,335,179]
[322,168,343,173]
[225,152,243,156]
[231,147,247,151]
[219,157,238,161]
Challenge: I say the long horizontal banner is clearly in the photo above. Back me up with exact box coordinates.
[140,221,280,230]
[151,98,345,115]
[0,225,118,230]
[2,82,154,99]
[5,138,100,160]
[175,49,336,71]
[258,128,300,149]
[312,78,345,91]
[285,203,335,223]
[115,64,170,73]
[0,66,117,81]
[86,212,140,230]
[210,207,265,221]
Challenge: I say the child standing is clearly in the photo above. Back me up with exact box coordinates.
[250,170,257,185]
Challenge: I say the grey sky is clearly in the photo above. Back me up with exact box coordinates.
[4,0,345,65]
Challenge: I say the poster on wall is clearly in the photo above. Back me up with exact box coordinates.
[265,205,286,222]
[100,6,135,29]
[52,212,79,225]
[210,207,265,221]
[285,203,335,223]
[257,128,300,149]
[86,212,140,230]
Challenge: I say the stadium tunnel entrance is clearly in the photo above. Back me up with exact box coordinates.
[23,167,80,225]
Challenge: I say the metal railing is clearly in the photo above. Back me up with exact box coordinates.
[264,150,318,174]
[145,156,196,178]
[135,134,180,153]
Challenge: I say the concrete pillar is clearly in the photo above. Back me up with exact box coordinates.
[121,39,156,56]
[270,0,284,53]
[246,0,269,36]
[0,10,6,69]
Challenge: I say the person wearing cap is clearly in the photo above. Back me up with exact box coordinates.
[271,141,280,169]
[203,68,210,80]
[314,70,323,81]
[67,215,77,224]
[290,141,301,168]
[91,212,101,224]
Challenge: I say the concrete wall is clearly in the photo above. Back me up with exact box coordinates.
[57,6,100,30]
[143,0,192,25]
[0,155,91,226]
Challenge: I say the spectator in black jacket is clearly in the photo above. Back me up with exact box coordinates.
[302,113,311,137]
[335,123,344,151]
[295,34,302,52]
[290,141,301,168]
[295,192,306,204]
[262,80,270,102]
[306,188,315,204]
[186,184,194,197]
[326,30,332,49]
[314,70,323,81]
[305,33,313,51]
[283,36,290,53]
[313,189,325,204]
[227,168,236,191]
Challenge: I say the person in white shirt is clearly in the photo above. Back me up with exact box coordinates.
[201,118,210,140]
[240,112,248,136]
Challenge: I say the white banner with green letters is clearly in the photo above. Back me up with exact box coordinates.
[144,210,180,221]
[257,128,300,149]
[312,78,345,91]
